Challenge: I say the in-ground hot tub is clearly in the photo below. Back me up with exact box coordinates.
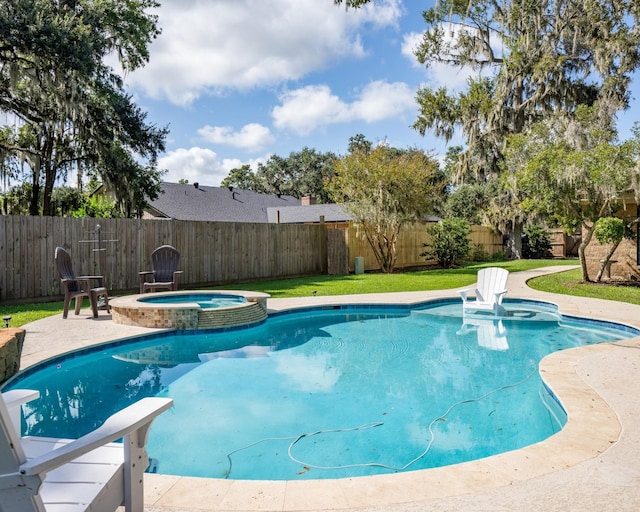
[109,290,270,329]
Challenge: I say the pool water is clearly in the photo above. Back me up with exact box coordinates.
[138,293,247,309]
[6,301,636,481]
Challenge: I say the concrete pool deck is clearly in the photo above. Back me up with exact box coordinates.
[15,265,640,511]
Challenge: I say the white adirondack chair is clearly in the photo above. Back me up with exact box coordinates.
[0,388,172,512]
[458,267,509,315]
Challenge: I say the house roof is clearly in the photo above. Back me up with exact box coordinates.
[146,182,300,222]
[266,204,350,224]
[146,182,441,225]
[267,205,441,224]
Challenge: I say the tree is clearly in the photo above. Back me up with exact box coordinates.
[0,0,167,216]
[339,0,640,257]
[504,107,639,282]
[412,0,640,257]
[328,143,441,273]
[221,149,336,200]
[333,0,370,7]
[347,133,372,155]
[254,147,336,201]
[221,164,266,193]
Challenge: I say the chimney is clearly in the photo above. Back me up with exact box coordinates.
[193,182,199,189]
[301,194,316,206]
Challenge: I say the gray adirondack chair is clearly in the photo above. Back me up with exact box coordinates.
[55,246,110,319]
[0,388,172,512]
[139,245,182,293]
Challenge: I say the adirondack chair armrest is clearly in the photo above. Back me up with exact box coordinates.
[458,287,476,301]
[2,389,40,409]
[2,390,40,433]
[20,397,173,476]
[493,289,508,303]
[61,277,92,289]
[138,271,154,277]
[76,275,106,287]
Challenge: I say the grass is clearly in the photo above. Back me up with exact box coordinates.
[0,259,575,328]
[206,259,574,297]
[0,299,68,329]
[527,267,640,305]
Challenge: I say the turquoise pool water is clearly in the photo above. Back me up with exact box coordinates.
[137,293,246,309]
[5,300,637,481]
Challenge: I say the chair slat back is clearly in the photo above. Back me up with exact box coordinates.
[152,245,180,282]
[55,247,80,293]
[476,267,509,303]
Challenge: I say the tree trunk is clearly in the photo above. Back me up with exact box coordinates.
[42,162,57,216]
[579,222,595,282]
[595,240,622,282]
[504,222,523,259]
[29,181,40,215]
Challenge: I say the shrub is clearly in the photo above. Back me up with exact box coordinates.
[523,225,552,259]
[470,243,489,262]
[422,218,471,268]
[594,217,624,246]
[489,250,507,262]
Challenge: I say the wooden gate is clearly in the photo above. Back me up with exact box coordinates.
[327,228,349,275]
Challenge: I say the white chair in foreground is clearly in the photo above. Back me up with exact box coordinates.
[458,267,509,315]
[1,388,172,512]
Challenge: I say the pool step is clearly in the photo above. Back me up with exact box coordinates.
[197,302,267,329]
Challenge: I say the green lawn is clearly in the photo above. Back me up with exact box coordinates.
[0,259,577,327]
[205,259,575,297]
[527,267,640,305]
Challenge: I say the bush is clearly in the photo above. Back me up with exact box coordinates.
[422,218,471,268]
[594,217,624,246]
[489,250,507,262]
[471,245,507,262]
[470,243,489,262]
[522,225,552,259]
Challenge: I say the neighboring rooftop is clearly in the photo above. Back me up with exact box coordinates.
[267,203,350,224]
[145,182,300,223]
[145,182,441,225]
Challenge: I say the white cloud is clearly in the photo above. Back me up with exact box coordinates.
[275,353,341,392]
[351,81,416,122]
[127,0,403,105]
[271,85,346,135]
[158,147,246,186]
[272,81,415,135]
[198,123,275,152]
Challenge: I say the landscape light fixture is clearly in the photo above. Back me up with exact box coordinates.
[3,315,11,328]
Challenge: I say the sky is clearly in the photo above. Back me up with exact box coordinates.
[121,0,639,188]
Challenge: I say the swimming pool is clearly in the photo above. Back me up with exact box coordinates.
[6,299,637,481]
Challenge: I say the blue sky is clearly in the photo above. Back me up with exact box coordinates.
[122,0,639,187]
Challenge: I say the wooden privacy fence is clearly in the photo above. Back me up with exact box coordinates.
[0,216,327,303]
[342,222,504,272]
[0,216,510,303]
